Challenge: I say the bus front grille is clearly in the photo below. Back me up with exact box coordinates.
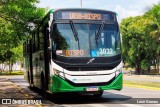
[65,66,114,71]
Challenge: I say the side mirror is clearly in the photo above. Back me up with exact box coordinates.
[48,39,52,51]
[48,47,52,51]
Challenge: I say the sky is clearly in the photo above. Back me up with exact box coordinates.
[37,0,160,22]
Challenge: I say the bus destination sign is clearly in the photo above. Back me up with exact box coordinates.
[68,13,101,20]
[55,11,115,20]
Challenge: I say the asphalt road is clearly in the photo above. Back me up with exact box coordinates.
[0,75,160,107]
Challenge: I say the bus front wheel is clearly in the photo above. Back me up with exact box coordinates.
[93,91,103,98]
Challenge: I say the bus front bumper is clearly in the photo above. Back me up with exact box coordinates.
[49,73,123,93]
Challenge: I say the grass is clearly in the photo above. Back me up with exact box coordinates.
[124,80,160,89]
[0,70,24,75]
[123,67,134,70]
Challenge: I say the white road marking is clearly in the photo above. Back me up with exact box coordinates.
[154,104,160,107]
[86,104,107,107]
[62,104,91,107]
[103,93,160,95]
[120,104,142,107]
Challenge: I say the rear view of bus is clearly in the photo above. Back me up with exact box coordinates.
[24,8,123,97]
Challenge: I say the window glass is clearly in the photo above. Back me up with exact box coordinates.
[52,24,121,57]
[39,27,44,50]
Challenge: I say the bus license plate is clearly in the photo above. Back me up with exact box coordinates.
[86,87,98,91]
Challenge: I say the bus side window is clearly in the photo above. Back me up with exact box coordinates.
[39,27,44,50]
[37,28,40,51]
[32,33,35,53]
[35,31,38,51]
[46,27,49,48]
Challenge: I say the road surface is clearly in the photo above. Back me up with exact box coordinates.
[0,75,160,107]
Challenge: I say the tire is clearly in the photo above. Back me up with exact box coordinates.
[29,85,34,90]
[41,73,47,97]
[41,73,45,90]
[28,71,34,90]
[27,71,30,83]
[93,91,103,98]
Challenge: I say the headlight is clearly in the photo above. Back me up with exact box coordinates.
[115,68,122,77]
[53,68,65,79]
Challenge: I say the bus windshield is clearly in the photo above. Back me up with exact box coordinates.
[53,23,121,57]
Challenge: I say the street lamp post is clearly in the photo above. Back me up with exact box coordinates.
[80,0,82,8]
[158,37,160,74]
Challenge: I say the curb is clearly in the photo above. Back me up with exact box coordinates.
[8,79,42,107]
[124,84,160,91]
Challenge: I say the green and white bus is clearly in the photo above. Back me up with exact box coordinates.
[23,8,123,97]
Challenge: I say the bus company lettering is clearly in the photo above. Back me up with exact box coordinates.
[72,78,91,82]
[65,50,84,56]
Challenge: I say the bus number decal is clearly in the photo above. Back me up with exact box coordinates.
[99,48,113,55]
[65,50,84,56]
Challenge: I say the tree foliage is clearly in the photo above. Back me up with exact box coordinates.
[120,3,160,74]
[0,0,46,71]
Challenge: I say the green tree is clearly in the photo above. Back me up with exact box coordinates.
[144,4,160,74]
[120,15,157,74]
[120,16,143,74]
[0,0,46,71]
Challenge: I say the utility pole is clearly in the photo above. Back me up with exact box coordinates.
[81,0,82,8]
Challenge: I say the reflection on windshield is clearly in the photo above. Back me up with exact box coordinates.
[53,24,121,57]
[53,28,69,50]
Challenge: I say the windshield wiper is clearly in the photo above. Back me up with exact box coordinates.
[95,21,105,46]
[69,20,80,50]
[95,21,105,40]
